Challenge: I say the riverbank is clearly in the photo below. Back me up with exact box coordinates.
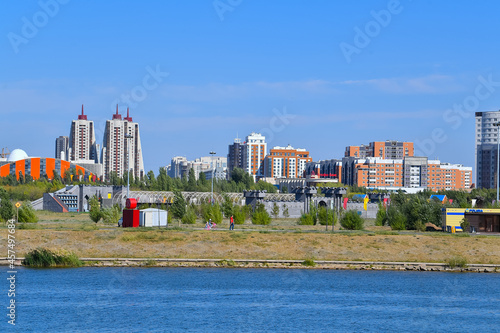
[2,257,499,272]
[2,212,499,269]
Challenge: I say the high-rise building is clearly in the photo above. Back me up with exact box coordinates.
[265,145,312,178]
[55,136,69,160]
[475,111,500,188]
[345,140,414,159]
[243,132,267,180]
[101,106,144,181]
[69,105,97,162]
[227,137,244,179]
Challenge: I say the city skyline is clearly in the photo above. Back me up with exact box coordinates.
[2,1,500,175]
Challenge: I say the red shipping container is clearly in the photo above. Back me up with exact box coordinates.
[122,209,140,228]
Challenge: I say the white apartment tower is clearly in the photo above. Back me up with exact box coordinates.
[69,105,97,162]
[243,132,267,180]
[101,106,145,181]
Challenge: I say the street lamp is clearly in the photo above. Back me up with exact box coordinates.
[494,122,500,203]
[125,133,134,199]
[210,151,216,205]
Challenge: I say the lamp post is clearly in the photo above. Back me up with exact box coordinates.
[125,133,133,199]
[210,151,216,205]
[494,122,500,204]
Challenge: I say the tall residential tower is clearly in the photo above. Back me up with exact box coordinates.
[69,105,97,162]
[101,106,144,181]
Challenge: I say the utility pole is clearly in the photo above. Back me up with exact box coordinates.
[125,133,133,199]
[210,151,216,205]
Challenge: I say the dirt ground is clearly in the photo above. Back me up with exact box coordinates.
[2,211,499,264]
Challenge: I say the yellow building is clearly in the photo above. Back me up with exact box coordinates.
[442,208,500,233]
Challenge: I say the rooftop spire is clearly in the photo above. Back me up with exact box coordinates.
[124,107,133,122]
[78,104,87,120]
[112,104,122,120]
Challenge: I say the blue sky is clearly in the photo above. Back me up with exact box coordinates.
[2,1,500,178]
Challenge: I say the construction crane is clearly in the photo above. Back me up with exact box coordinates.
[0,147,10,158]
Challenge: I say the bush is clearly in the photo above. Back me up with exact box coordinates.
[101,204,121,225]
[340,210,364,230]
[460,218,470,233]
[298,213,314,225]
[252,203,271,225]
[302,258,316,267]
[317,206,335,226]
[375,204,387,226]
[182,205,197,224]
[447,255,468,268]
[88,196,102,223]
[388,209,406,230]
[18,203,38,223]
[233,206,246,224]
[22,248,83,268]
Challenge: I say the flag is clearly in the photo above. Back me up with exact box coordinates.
[383,198,388,209]
[364,196,369,211]
[343,197,348,210]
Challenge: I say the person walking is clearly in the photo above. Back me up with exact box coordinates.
[229,215,234,230]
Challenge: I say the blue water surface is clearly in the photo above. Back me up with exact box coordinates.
[1,267,499,332]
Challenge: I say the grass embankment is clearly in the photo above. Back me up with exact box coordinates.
[1,211,499,265]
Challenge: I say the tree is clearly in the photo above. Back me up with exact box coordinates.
[252,203,271,225]
[187,168,197,191]
[340,210,364,230]
[170,189,186,220]
[89,196,102,223]
[182,205,197,224]
[318,206,334,226]
[233,206,246,224]
[221,194,233,217]
[18,203,38,223]
[0,187,14,221]
[101,204,121,225]
[271,202,280,219]
[282,204,289,218]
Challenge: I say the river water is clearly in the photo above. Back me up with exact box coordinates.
[2,267,499,332]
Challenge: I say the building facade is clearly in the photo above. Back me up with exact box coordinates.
[475,111,500,188]
[265,145,312,179]
[167,156,227,180]
[55,135,69,161]
[342,156,471,191]
[345,140,414,159]
[69,105,97,163]
[101,106,144,181]
[243,132,267,180]
[227,137,244,179]
[305,159,342,183]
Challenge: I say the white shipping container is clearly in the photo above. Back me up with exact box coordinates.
[139,208,168,227]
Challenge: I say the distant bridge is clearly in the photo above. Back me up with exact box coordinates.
[128,191,297,205]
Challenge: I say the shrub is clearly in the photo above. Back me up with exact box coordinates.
[340,210,364,230]
[317,206,335,226]
[88,196,102,223]
[18,203,38,223]
[252,203,271,225]
[233,206,246,224]
[101,204,121,225]
[182,205,197,224]
[460,218,470,233]
[302,259,316,267]
[387,208,406,231]
[447,256,468,268]
[22,248,83,268]
[298,213,314,225]
[375,204,387,226]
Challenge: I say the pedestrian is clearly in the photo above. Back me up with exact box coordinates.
[229,215,234,230]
